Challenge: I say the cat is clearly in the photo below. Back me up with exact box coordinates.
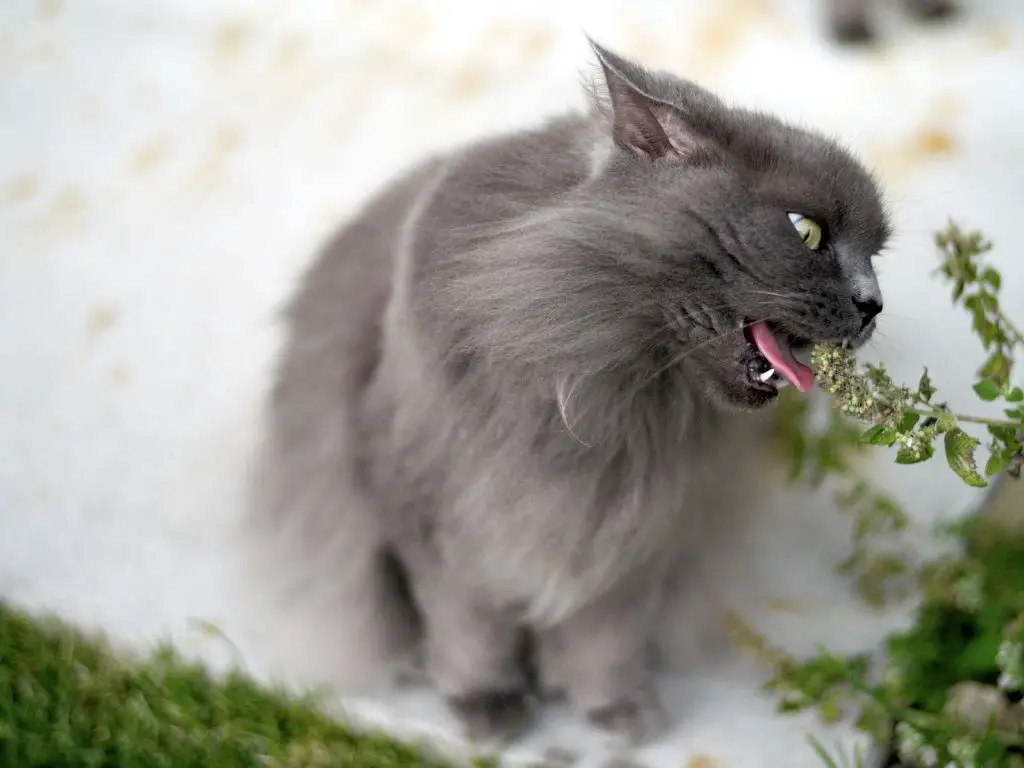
[827,0,958,42]
[247,40,891,747]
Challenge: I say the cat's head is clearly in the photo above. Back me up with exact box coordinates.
[575,41,891,411]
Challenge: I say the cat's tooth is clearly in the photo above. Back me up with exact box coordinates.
[758,368,776,383]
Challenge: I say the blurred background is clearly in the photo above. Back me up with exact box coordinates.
[1,1,1022,766]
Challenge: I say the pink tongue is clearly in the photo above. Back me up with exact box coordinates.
[748,321,815,393]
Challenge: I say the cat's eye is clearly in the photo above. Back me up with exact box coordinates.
[787,212,824,251]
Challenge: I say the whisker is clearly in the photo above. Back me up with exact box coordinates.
[556,377,592,447]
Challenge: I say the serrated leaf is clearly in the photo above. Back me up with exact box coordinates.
[989,423,1019,443]
[986,451,1012,477]
[1007,387,1024,403]
[917,369,936,403]
[974,379,1001,401]
[897,412,920,433]
[895,444,935,464]
[980,353,1012,386]
[944,428,987,488]
[982,267,1002,291]
[861,425,897,446]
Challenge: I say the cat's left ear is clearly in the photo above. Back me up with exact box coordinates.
[588,40,709,161]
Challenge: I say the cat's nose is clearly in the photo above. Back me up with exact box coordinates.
[854,297,883,329]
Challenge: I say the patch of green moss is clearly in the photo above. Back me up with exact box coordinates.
[0,601,462,767]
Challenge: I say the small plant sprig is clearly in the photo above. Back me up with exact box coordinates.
[758,221,1024,767]
[772,392,918,607]
[809,223,1024,489]
[936,223,1024,390]
[752,519,1024,768]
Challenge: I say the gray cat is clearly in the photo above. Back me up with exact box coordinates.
[249,41,890,746]
[828,0,957,42]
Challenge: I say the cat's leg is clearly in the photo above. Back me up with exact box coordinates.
[827,0,875,43]
[400,548,534,741]
[531,626,567,702]
[903,0,957,21]
[547,572,669,746]
[532,627,661,705]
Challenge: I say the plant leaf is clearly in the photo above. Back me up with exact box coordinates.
[897,412,921,433]
[861,425,898,446]
[974,379,1002,402]
[806,735,844,768]
[982,267,1002,291]
[944,428,987,488]
[980,353,1012,386]
[896,444,935,465]
[917,369,936,403]
[986,451,1012,477]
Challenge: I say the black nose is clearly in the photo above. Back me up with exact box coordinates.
[854,298,883,329]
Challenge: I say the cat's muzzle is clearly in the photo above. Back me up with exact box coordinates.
[846,317,878,350]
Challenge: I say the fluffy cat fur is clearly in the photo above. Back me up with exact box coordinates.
[247,41,891,746]
[827,0,957,42]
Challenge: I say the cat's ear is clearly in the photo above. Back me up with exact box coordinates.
[588,39,707,161]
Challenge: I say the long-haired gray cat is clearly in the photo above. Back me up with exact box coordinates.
[248,40,890,746]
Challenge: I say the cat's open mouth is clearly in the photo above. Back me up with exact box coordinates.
[740,320,815,396]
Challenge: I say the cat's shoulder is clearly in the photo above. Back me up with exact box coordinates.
[430,113,595,212]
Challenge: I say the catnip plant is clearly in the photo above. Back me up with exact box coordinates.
[753,222,1024,768]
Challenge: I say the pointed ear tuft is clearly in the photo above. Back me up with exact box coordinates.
[586,38,709,161]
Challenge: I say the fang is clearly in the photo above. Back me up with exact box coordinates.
[758,368,776,383]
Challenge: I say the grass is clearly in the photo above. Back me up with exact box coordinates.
[0,601,454,768]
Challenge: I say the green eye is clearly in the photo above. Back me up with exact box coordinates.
[788,212,824,250]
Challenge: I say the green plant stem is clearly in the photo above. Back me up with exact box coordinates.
[948,258,1024,347]
[843,674,1024,751]
[912,406,1019,430]
[1003,315,1024,349]
[898,708,1024,750]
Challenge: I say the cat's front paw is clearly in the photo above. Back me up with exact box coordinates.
[393,644,430,688]
[585,682,669,746]
[448,688,536,744]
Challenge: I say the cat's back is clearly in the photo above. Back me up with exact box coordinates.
[283,158,445,350]
[269,111,594,453]
[284,112,590,344]
[411,115,594,255]
[258,156,448,526]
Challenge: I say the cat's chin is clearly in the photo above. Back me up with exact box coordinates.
[846,317,878,351]
[699,373,783,412]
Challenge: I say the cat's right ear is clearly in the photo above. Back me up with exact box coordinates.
[587,39,708,161]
